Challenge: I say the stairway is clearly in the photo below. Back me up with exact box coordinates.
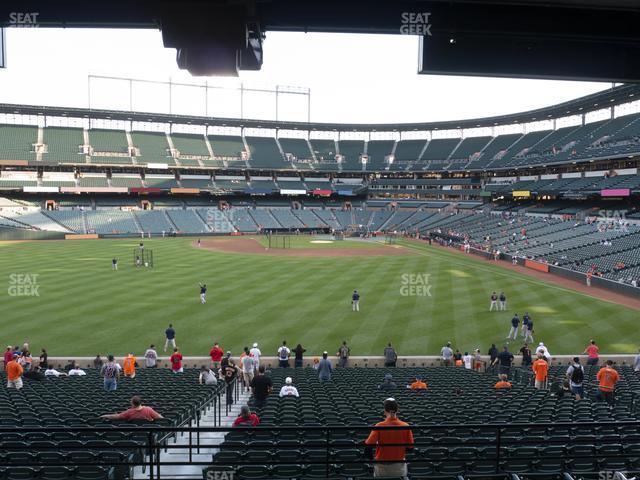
[133,387,252,479]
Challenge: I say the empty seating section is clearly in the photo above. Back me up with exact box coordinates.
[365,140,395,170]
[418,138,460,170]
[333,210,353,229]
[134,210,172,233]
[170,133,209,167]
[1,211,71,232]
[225,208,258,232]
[192,209,235,233]
[43,127,84,163]
[130,131,172,165]
[43,211,85,233]
[249,208,281,229]
[144,176,178,189]
[309,210,340,229]
[270,209,304,228]
[85,211,138,234]
[449,136,492,163]
[245,136,286,169]
[278,138,314,162]
[208,135,245,168]
[110,176,142,188]
[249,179,278,192]
[292,209,326,228]
[495,130,553,168]
[309,139,337,168]
[0,368,219,480]
[466,133,522,170]
[215,178,248,192]
[276,178,306,190]
[0,124,37,162]
[393,139,427,169]
[88,129,131,165]
[0,178,37,188]
[180,177,213,189]
[337,140,364,171]
[368,210,394,230]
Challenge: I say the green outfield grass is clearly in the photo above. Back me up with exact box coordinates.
[0,237,637,358]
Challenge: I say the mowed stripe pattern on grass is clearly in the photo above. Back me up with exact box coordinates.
[0,238,637,357]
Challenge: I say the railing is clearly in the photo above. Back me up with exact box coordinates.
[2,418,640,479]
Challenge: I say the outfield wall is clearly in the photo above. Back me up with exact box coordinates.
[0,227,65,241]
[41,355,639,370]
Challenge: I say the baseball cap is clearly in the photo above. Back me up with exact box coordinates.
[384,373,393,380]
[323,351,328,355]
[285,377,292,384]
[253,343,258,348]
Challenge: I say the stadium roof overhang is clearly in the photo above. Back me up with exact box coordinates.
[1,83,639,133]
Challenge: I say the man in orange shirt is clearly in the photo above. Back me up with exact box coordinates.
[494,374,512,389]
[6,353,24,390]
[365,398,414,478]
[532,353,549,390]
[123,353,137,379]
[596,360,619,406]
[408,376,427,390]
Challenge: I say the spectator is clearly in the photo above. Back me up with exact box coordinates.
[170,348,183,374]
[164,324,176,352]
[3,346,12,370]
[123,353,137,378]
[494,374,512,389]
[100,396,163,421]
[596,360,619,406]
[441,342,454,367]
[493,346,514,377]
[364,398,414,478]
[279,377,299,397]
[144,345,158,368]
[221,356,238,405]
[6,354,24,390]
[462,352,473,370]
[473,349,483,371]
[584,340,599,366]
[249,343,261,371]
[408,376,427,390]
[519,343,532,367]
[378,373,397,391]
[45,366,67,377]
[634,348,640,372]
[101,355,121,391]
[199,366,218,385]
[488,344,499,366]
[24,365,45,381]
[292,343,305,368]
[566,357,584,400]
[384,343,398,367]
[278,341,291,368]
[209,342,224,369]
[39,348,49,369]
[18,351,32,373]
[64,359,75,371]
[68,365,87,376]
[93,355,104,369]
[241,347,255,391]
[536,342,551,362]
[337,341,351,368]
[232,405,260,427]
[532,353,549,390]
[453,349,463,366]
[317,351,333,382]
[250,365,273,408]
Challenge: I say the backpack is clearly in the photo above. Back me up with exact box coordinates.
[571,365,584,384]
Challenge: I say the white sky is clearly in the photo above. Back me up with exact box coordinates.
[0,28,611,124]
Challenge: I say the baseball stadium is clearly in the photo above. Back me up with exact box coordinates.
[1,1,640,479]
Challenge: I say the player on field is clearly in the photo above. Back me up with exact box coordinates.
[507,314,520,340]
[521,312,530,337]
[489,292,498,311]
[164,324,176,352]
[352,290,360,312]
[524,319,534,344]
[199,283,207,304]
[499,292,507,311]
[112,257,118,271]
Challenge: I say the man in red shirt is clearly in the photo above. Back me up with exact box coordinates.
[584,340,599,366]
[100,396,163,421]
[209,342,224,369]
[365,398,414,478]
[170,348,183,373]
[3,346,13,370]
[232,405,260,427]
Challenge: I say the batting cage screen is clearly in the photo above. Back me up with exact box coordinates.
[133,249,154,267]
[385,233,398,245]
[266,234,292,249]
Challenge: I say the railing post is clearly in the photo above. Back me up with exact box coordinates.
[325,427,331,479]
[495,427,502,474]
[148,430,155,480]
[197,408,201,454]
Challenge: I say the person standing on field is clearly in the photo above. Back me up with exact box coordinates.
[337,341,351,368]
[489,292,498,311]
[199,283,207,304]
[352,290,360,312]
[112,257,118,271]
[499,291,507,311]
[507,314,520,340]
[164,324,176,352]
